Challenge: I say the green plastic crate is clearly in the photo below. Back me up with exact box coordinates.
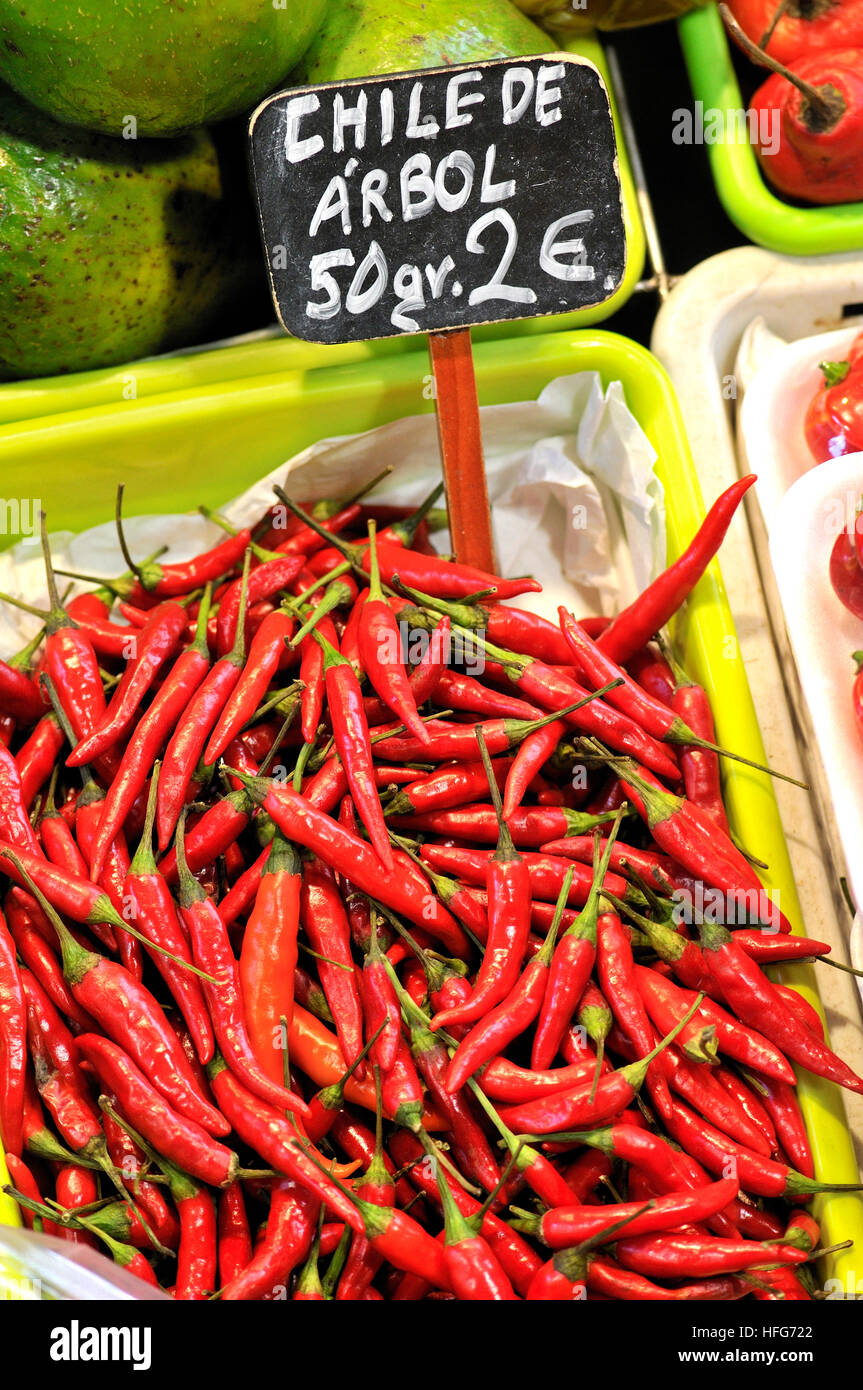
[678,3,863,255]
[1,324,861,1294]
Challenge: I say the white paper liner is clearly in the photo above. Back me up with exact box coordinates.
[0,371,662,658]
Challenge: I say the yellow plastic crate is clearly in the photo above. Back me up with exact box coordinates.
[2,327,860,1295]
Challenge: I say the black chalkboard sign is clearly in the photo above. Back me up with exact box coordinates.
[249,54,626,345]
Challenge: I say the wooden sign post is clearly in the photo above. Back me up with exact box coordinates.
[249,55,626,571]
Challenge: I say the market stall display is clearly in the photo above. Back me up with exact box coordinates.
[1,328,861,1302]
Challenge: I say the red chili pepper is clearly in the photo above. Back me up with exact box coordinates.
[225,1178,321,1301]
[156,555,252,850]
[588,1259,746,1302]
[598,905,673,1119]
[503,717,564,820]
[174,812,309,1119]
[420,844,634,911]
[206,1054,364,1232]
[11,527,122,786]
[215,553,306,657]
[40,787,89,881]
[445,870,570,1093]
[20,1067,85,1166]
[54,1164,100,1250]
[616,1230,806,1279]
[387,966,501,1193]
[597,476,756,665]
[605,756,789,933]
[664,1097,858,1199]
[0,745,42,857]
[363,613,450,727]
[125,526,251,603]
[335,1075,393,1301]
[216,844,272,930]
[478,1054,601,1105]
[203,608,295,767]
[231,776,469,957]
[431,732,531,1033]
[0,651,44,726]
[698,917,863,1094]
[5,1153,59,1235]
[86,588,214,882]
[634,964,795,1082]
[10,856,227,1136]
[0,840,124,934]
[559,606,738,780]
[16,715,65,810]
[218,1182,252,1286]
[388,1130,539,1294]
[356,522,430,745]
[713,1065,777,1150]
[358,912,401,1076]
[533,852,653,993]
[101,1094,180,1250]
[311,627,393,872]
[497,997,702,1135]
[68,602,188,768]
[626,644,675,705]
[298,610,336,745]
[412,623,680,781]
[259,501,361,557]
[4,888,96,1032]
[158,750,259,886]
[432,1163,518,1301]
[380,1025,425,1132]
[238,832,301,1090]
[537,834,690,900]
[74,777,141,975]
[751,1071,814,1177]
[0,904,26,1156]
[77,1034,237,1186]
[519,1176,740,1249]
[301,855,365,1079]
[663,1049,773,1156]
[563,1149,613,1202]
[477,602,577,666]
[124,766,214,1065]
[663,646,730,835]
[434,669,539,723]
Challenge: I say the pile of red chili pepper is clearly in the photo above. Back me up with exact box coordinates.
[0,466,860,1301]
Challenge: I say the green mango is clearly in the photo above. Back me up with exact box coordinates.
[0,0,327,138]
[293,0,551,82]
[0,86,265,380]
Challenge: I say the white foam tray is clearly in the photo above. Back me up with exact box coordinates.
[769,455,863,933]
[739,326,861,533]
[652,247,863,1159]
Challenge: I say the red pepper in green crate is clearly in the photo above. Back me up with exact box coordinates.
[722,8,863,206]
[156,553,251,851]
[727,0,863,65]
[175,811,309,1120]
